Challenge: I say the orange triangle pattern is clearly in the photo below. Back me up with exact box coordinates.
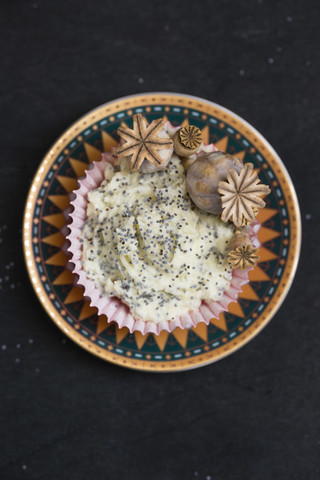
[172,327,189,348]
[215,136,229,152]
[256,208,278,224]
[258,227,280,244]
[84,143,102,163]
[45,251,67,266]
[64,286,84,304]
[238,284,259,301]
[48,195,70,210]
[53,269,74,285]
[191,322,208,342]
[79,302,96,321]
[134,331,149,350]
[56,176,78,193]
[210,313,228,332]
[235,150,246,161]
[69,158,88,178]
[228,301,245,318]
[180,118,189,127]
[102,131,118,152]
[42,232,65,248]
[153,332,169,352]
[201,125,210,144]
[249,266,270,282]
[42,213,66,229]
[116,326,130,344]
[96,315,109,335]
[258,246,278,263]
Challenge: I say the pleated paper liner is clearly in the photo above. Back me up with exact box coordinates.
[66,152,259,335]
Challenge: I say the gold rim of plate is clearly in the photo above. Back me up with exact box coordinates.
[23,93,301,372]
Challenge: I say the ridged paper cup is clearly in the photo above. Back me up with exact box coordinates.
[66,152,259,335]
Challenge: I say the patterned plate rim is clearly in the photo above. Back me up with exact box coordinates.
[23,92,301,372]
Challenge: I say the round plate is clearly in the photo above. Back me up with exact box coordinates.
[23,93,301,372]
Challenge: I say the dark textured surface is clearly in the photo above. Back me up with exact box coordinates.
[1,1,319,479]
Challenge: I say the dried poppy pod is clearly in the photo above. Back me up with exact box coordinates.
[228,245,259,270]
[181,156,197,171]
[116,114,173,172]
[173,125,202,157]
[228,228,259,270]
[218,162,270,227]
[186,151,243,214]
[229,228,252,251]
[139,125,174,173]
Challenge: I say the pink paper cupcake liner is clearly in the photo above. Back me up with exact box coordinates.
[65,145,258,335]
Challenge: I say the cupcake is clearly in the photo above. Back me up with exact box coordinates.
[67,114,269,335]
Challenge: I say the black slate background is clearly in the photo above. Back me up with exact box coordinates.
[1,1,319,479]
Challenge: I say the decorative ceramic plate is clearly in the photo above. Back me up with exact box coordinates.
[23,93,301,372]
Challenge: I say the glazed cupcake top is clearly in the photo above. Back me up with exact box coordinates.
[80,154,233,323]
